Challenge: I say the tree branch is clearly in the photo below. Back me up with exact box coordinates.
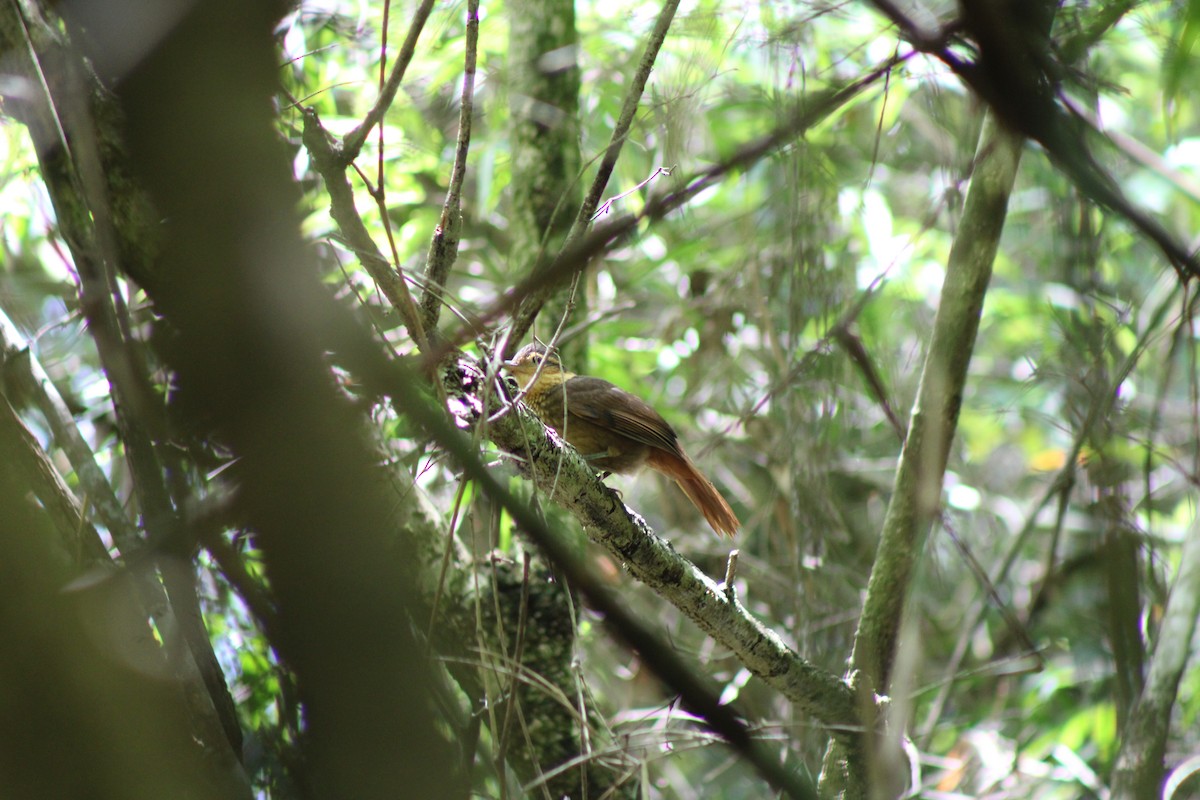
[104,0,461,793]
[1,0,250,768]
[0,394,109,562]
[303,108,430,349]
[446,55,903,361]
[865,0,1199,277]
[341,0,436,162]
[419,0,479,333]
[369,351,834,799]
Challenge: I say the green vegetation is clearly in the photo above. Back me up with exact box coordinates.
[1,0,1199,797]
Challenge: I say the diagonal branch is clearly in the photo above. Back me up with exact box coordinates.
[573,0,682,230]
[359,346,839,798]
[486,399,860,727]
[0,309,135,549]
[303,107,430,349]
[850,111,1023,695]
[449,55,905,361]
[341,0,436,162]
[0,394,109,562]
[865,0,1199,277]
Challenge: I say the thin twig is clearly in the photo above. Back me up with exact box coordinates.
[590,166,674,220]
[341,0,436,161]
[420,0,480,332]
[573,0,682,229]
[377,0,391,205]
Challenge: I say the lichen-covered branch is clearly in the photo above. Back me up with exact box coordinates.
[440,364,859,729]
[390,357,830,798]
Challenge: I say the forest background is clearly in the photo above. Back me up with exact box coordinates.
[1,0,1200,798]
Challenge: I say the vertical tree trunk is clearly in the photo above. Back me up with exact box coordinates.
[507,0,585,365]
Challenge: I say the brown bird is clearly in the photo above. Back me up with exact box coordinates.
[503,343,740,537]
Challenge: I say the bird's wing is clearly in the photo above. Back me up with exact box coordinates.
[563,376,682,454]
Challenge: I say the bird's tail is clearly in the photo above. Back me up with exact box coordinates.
[646,449,740,537]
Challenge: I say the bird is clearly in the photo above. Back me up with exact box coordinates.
[503,342,740,537]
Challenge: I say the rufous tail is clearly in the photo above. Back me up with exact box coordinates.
[647,449,740,537]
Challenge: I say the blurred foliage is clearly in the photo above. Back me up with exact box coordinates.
[4,0,1200,796]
